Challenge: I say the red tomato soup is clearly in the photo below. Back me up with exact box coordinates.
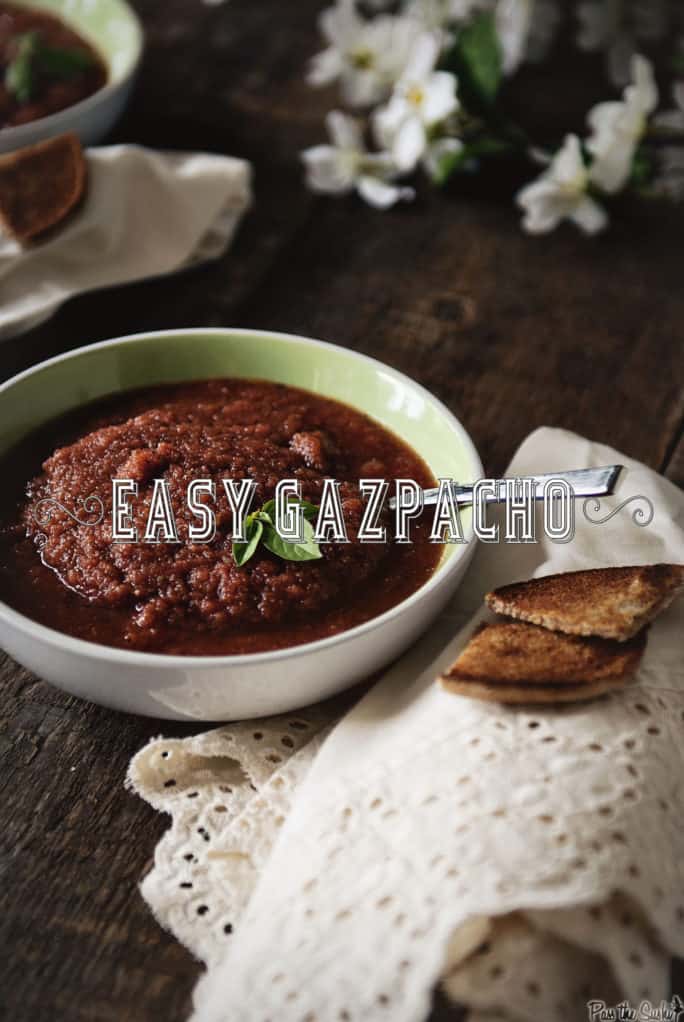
[0,380,441,655]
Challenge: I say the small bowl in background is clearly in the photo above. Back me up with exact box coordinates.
[0,0,143,154]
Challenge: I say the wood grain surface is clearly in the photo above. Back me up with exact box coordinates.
[1,1,682,1019]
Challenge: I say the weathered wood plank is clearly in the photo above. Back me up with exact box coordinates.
[235,192,684,477]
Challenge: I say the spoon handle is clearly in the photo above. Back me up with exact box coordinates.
[389,465,624,509]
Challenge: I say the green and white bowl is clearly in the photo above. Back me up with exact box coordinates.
[0,0,143,154]
[0,329,482,720]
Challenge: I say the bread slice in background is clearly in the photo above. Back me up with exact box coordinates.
[439,620,647,705]
[485,564,684,642]
[0,132,86,243]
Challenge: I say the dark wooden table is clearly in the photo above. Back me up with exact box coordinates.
[1,2,683,1020]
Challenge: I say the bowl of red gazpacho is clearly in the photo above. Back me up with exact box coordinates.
[0,328,482,720]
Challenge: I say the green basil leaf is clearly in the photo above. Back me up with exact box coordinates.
[258,499,275,523]
[233,497,321,564]
[5,32,39,103]
[261,520,322,562]
[298,499,320,522]
[442,12,502,111]
[260,497,319,527]
[38,44,94,77]
[232,517,263,568]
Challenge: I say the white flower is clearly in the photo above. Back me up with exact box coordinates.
[516,133,608,234]
[495,0,560,74]
[586,54,658,193]
[308,0,421,107]
[301,111,414,209]
[654,82,684,134]
[373,33,459,171]
[495,0,533,73]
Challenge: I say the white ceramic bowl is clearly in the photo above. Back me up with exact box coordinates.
[0,0,143,154]
[0,329,482,720]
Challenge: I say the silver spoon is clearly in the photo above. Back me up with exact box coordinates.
[387,465,623,510]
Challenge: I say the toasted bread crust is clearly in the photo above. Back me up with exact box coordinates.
[440,675,632,704]
[0,132,86,243]
[485,564,684,641]
[441,621,646,687]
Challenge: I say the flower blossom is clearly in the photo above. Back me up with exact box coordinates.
[495,0,560,74]
[302,110,414,209]
[373,33,459,172]
[516,133,608,234]
[586,53,658,193]
[308,0,420,107]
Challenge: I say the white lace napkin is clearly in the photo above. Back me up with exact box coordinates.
[0,145,251,339]
[128,427,684,1022]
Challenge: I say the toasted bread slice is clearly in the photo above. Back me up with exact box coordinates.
[486,565,684,642]
[440,620,646,692]
[0,132,86,243]
[441,676,631,705]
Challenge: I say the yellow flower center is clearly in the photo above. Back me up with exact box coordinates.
[406,84,425,107]
[350,48,374,70]
[559,166,587,197]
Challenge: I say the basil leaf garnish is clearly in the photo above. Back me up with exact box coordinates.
[232,498,322,566]
[5,32,38,104]
[298,500,319,522]
[260,497,318,526]
[258,499,276,523]
[38,45,94,77]
[261,517,322,562]
[232,516,263,568]
[5,32,94,104]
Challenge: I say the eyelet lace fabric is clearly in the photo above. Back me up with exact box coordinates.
[128,430,684,1022]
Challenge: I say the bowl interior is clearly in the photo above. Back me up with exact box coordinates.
[11,0,143,82]
[0,330,479,572]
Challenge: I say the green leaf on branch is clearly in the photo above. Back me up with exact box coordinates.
[443,12,503,112]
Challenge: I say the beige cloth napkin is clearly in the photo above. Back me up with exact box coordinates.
[128,427,684,1022]
[0,145,251,339]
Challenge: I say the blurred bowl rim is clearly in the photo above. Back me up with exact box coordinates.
[0,327,483,667]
